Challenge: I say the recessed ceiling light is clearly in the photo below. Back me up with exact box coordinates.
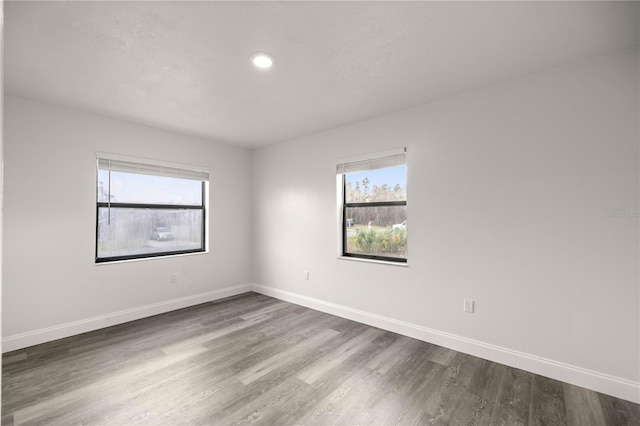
[250,52,274,69]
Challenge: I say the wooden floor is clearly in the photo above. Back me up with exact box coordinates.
[2,293,639,425]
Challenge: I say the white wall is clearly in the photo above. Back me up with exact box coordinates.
[3,95,253,348]
[2,50,638,402]
[252,49,640,401]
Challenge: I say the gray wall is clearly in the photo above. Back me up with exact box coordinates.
[251,49,639,399]
[3,95,253,344]
[2,48,638,402]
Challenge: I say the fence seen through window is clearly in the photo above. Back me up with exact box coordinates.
[339,151,407,262]
[96,155,208,262]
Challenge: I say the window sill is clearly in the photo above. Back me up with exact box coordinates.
[337,256,409,267]
[95,250,208,265]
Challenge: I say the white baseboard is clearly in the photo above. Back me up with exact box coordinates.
[2,283,252,353]
[4,282,637,403]
[252,284,640,404]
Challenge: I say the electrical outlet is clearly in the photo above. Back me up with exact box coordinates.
[304,271,310,281]
[464,299,474,313]
[171,273,178,283]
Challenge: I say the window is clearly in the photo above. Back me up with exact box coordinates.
[338,149,407,263]
[96,154,208,263]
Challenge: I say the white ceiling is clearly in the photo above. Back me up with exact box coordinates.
[4,1,638,148]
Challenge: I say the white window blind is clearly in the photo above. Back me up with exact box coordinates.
[336,148,406,175]
[97,154,209,182]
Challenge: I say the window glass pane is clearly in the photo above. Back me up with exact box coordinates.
[345,205,407,259]
[97,208,203,259]
[345,165,406,203]
[97,170,202,205]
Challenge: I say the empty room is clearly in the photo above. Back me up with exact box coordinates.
[2,1,639,425]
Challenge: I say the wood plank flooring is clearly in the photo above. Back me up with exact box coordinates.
[2,292,639,425]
